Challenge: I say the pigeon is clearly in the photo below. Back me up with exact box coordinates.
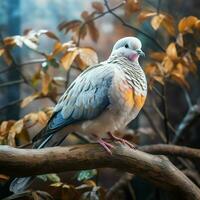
[10,36,147,193]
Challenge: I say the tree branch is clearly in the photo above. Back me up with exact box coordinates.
[139,144,200,160]
[0,144,200,199]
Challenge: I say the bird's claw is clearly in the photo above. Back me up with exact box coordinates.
[97,138,114,155]
[108,132,136,149]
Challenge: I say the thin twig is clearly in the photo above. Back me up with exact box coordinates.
[0,79,24,88]
[104,0,165,52]
[77,1,125,46]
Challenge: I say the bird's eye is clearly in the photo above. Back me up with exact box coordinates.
[125,44,129,48]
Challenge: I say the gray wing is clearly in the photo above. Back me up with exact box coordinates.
[33,62,114,142]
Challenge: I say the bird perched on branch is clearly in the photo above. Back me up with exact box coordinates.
[10,37,147,193]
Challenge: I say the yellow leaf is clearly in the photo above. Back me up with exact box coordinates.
[178,16,198,33]
[24,113,38,124]
[38,111,48,125]
[195,47,200,60]
[76,48,98,70]
[42,72,52,95]
[163,57,174,73]
[21,93,40,108]
[137,10,156,22]
[0,48,5,56]
[151,14,165,30]
[166,43,177,60]
[150,52,165,61]
[61,49,79,70]
[0,121,15,139]
[92,1,104,13]
[11,119,24,134]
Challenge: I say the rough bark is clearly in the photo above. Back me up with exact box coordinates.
[0,143,200,199]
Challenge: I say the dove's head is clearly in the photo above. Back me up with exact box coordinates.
[110,37,145,62]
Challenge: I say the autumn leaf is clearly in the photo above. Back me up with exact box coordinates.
[150,52,165,61]
[3,50,12,65]
[166,43,178,60]
[163,57,174,73]
[41,72,52,95]
[44,31,60,41]
[24,113,38,125]
[138,10,156,22]
[0,121,15,140]
[125,0,140,17]
[38,111,48,125]
[178,16,198,33]
[195,47,200,60]
[10,119,24,134]
[58,20,82,34]
[87,21,99,42]
[76,48,98,70]
[61,48,79,70]
[92,1,104,13]
[0,174,9,182]
[0,48,5,56]
[21,93,40,108]
[151,14,165,30]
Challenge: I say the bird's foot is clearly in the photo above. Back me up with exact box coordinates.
[97,138,114,155]
[107,132,136,149]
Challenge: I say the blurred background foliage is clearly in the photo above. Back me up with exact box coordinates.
[0,0,200,199]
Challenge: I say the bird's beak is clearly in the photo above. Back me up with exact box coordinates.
[136,49,145,57]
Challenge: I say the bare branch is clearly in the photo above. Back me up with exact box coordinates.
[0,144,200,199]
[139,144,200,160]
[172,103,200,144]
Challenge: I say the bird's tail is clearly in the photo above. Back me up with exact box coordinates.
[9,128,69,193]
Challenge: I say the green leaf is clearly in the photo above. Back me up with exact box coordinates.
[37,173,61,183]
[76,170,97,181]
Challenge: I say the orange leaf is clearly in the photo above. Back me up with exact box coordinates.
[76,48,98,70]
[24,113,38,124]
[38,111,48,125]
[195,47,200,60]
[151,14,165,30]
[61,48,79,70]
[178,16,198,33]
[137,10,156,22]
[21,93,40,108]
[58,20,82,34]
[3,50,12,65]
[150,52,165,61]
[171,71,189,88]
[44,31,59,41]
[162,15,175,36]
[0,174,9,182]
[92,1,104,13]
[163,57,174,73]
[42,72,52,95]
[166,43,178,60]
[87,21,99,42]
[10,119,24,134]
[125,0,140,17]
[0,121,15,139]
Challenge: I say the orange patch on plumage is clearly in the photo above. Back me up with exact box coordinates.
[134,94,146,109]
[124,88,135,107]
